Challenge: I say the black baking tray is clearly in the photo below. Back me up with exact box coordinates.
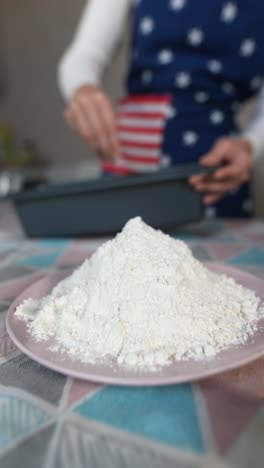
[8,164,209,237]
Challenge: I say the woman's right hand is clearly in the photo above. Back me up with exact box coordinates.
[64,84,121,160]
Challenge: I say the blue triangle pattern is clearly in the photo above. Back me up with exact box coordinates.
[37,240,69,249]
[74,385,204,453]
[173,233,199,242]
[228,247,264,267]
[16,251,63,268]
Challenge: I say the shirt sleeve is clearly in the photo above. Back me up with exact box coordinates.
[58,0,131,101]
[243,87,264,162]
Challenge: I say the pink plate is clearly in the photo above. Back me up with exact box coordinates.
[6,263,264,386]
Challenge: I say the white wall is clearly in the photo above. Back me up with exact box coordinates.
[0,0,263,215]
[0,0,127,164]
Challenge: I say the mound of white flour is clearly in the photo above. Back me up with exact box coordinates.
[16,217,263,370]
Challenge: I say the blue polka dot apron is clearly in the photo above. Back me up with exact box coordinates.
[103,0,264,217]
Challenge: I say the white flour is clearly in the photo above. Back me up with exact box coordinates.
[16,217,264,370]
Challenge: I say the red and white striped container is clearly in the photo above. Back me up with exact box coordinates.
[102,94,172,175]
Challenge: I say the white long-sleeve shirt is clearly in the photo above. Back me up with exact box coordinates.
[58,0,264,161]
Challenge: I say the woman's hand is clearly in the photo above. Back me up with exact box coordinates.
[64,84,121,160]
[189,138,254,205]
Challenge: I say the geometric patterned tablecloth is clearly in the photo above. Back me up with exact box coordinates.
[0,201,264,468]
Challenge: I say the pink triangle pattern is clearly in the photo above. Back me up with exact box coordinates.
[67,378,103,408]
[204,358,264,400]
[225,220,249,231]
[57,248,92,267]
[0,272,43,301]
[241,233,264,245]
[206,244,245,261]
[200,380,262,454]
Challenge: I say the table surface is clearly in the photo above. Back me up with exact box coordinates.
[0,201,264,468]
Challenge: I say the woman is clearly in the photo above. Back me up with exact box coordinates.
[58,0,264,217]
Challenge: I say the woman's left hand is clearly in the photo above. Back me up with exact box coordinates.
[189,137,254,205]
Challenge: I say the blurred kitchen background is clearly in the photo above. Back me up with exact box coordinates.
[0,0,263,215]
